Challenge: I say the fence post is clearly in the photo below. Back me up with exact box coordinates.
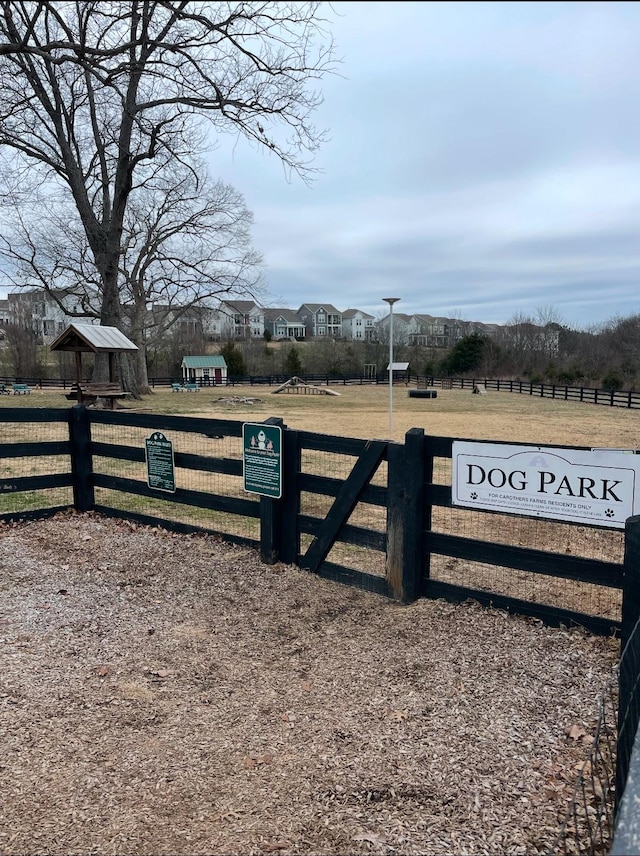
[279,428,300,566]
[259,417,285,564]
[69,404,94,512]
[616,515,640,812]
[386,427,424,603]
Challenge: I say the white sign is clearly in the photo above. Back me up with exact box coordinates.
[452,442,639,529]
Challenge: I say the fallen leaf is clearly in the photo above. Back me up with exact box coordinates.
[148,668,174,679]
[353,832,386,846]
[390,709,408,721]
[567,724,587,740]
[244,755,272,769]
[96,665,112,677]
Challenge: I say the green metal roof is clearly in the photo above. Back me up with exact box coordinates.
[181,356,227,368]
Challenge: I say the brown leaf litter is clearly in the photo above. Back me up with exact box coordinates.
[0,511,618,855]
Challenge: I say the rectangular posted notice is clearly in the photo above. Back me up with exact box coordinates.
[452,441,639,529]
[243,423,283,499]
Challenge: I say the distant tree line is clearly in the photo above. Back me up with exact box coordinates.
[2,311,639,391]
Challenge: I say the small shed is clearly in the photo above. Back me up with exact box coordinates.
[50,323,138,389]
[181,355,228,386]
[386,361,410,384]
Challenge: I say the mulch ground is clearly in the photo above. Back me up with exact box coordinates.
[0,511,618,855]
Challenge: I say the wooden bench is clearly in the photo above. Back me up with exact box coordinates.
[172,383,185,392]
[184,383,200,392]
[0,383,11,395]
[12,383,31,395]
[66,382,130,409]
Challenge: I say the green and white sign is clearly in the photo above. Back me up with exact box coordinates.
[145,431,176,493]
[243,423,282,498]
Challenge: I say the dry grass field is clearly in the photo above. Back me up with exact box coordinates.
[0,383,631,854]
[5,381,639,448]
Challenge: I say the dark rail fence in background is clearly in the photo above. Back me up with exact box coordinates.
[2,372,640,409]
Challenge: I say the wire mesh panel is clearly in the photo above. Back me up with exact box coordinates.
[0,408,73,517]
[549,666,618,856]
[298,434,388,587]
[424,446,625,630]
[89,413,261,544]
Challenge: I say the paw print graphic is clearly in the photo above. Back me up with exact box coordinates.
[470,492,478,500]
[605,508,615,518]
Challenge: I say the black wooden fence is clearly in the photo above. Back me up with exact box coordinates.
[2,403,640,844]
[0,405,630,631]
[420,376,640,408]
[3,372,640,409]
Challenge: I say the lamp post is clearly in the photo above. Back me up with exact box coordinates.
[382,297,401,432]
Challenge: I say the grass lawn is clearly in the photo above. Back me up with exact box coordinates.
[6,382,639,450]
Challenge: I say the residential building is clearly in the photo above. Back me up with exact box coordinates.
[263,308,307,340]
[376,312,412,345]
[6,288,96,343]
[0,298,12,328]
[218,300,265,339]
[296,304,342,338]
[407,314,451,348]
[341,308,376,340]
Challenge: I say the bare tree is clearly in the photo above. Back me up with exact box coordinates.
[3,302,41,377]
[0,1,335,385]
[121,166,264,391]
[1,160,264,392]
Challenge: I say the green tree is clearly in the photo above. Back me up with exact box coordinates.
[601,371,623,391]
[284,346,303,377]
[220,343,247,377]
[442,334,489,375]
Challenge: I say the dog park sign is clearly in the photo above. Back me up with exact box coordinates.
[452,441,639,529]
[243,423,283,499]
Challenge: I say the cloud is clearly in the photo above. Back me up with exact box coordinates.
[205,1,640,329]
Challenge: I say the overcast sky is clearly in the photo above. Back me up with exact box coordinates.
[212,0,640,330]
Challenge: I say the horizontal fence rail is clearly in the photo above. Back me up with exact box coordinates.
[418,376,640,409]
[0,407,74,521]
[2,373,639,408]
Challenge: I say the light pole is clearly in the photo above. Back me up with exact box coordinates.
[383,297,401,432]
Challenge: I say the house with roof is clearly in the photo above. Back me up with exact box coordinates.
[181,355,228,385]
[341,308,376,341]
[0,298,12,331]
[218,300,264,339]
[6,287,98,343]
[296,304,342,338]
[407,314,453,348]
[263,308,307,340]
[376,312,412,345]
